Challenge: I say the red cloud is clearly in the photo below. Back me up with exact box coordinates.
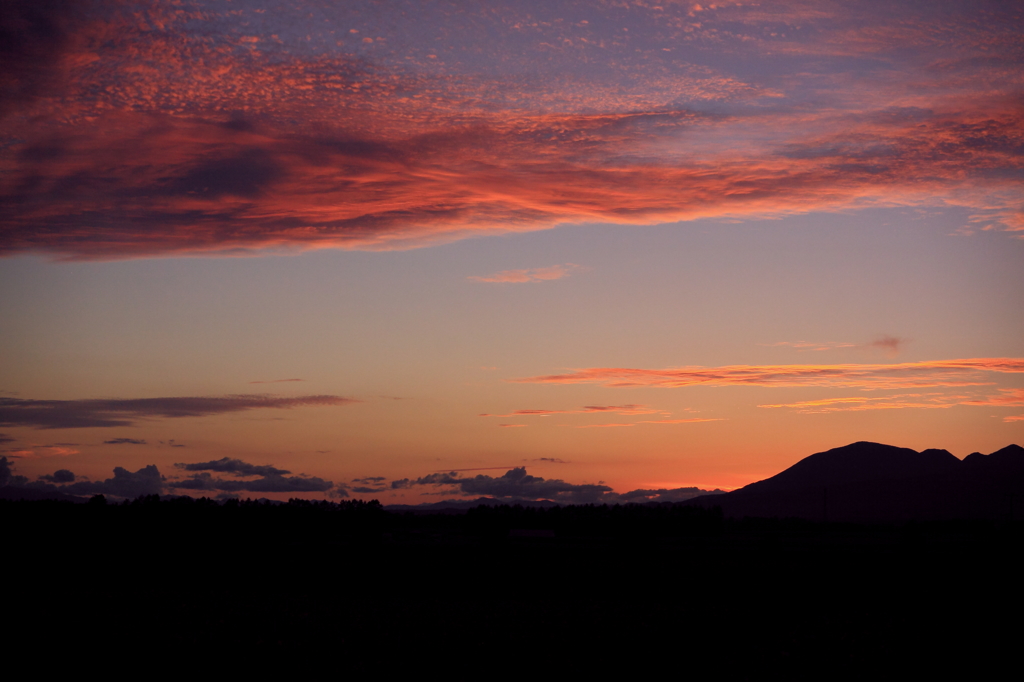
[1,2,1021,259]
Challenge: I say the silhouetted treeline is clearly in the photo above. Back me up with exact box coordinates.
[6,494,1024,677]
[3,495,728,550]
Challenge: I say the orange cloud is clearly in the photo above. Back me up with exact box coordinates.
[469,264,580,283]
[517,359,1024,390]
[759,393,967,413]
[761,388,1024,414]
[962,388,1024,407]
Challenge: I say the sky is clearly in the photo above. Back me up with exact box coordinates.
[1,0,1022,504]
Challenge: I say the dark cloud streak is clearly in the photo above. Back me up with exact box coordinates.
[0,395,358,429]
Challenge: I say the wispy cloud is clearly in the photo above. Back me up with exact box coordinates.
[764,336,908,356]
[480,404,660,418]
[517,358,1024,390]
[0,395,358,429]
[761,388,1024,415]
[468,264,581,284]
[759,393,967,413]
[865,336,907,357]
[1,444,80,458]
[574,418,721,428]
[249,378,304,384]
[764,341,858,351]
[962,388,1024,407]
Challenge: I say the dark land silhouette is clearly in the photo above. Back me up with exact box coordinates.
[4,441,1022,676]
[683,441,1024,522]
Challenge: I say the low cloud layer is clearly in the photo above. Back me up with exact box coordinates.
[2,455,722,505]
[1,455,340,498]
[0,395,357,429]
[391,467,613,504]
[62,465,165,498]
[386,466,724,505]
[169,472,336,494]
[169,457,336,494]
[176,457,291,478]
[5,463,162,498]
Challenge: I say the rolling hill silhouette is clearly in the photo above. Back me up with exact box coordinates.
[687,441,1024,522]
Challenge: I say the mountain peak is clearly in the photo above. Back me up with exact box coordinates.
[740,442,960,495]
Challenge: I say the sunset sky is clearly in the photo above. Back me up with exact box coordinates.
[1,0,1021,503]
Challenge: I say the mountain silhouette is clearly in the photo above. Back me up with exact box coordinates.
[688,441,1024,522]
[741,442,961,494]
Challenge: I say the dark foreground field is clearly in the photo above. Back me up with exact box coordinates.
[6,497,1021,677]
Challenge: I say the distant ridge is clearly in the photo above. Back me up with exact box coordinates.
[384,497,564,513]
[687,441,1024,522]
